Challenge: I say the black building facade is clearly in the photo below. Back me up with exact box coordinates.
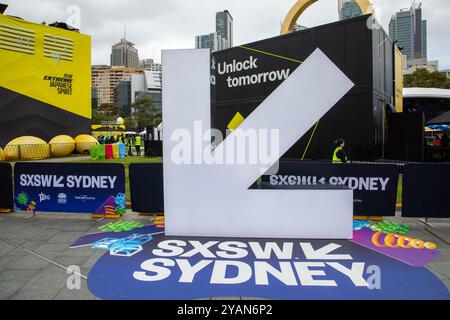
[211,15,396,161]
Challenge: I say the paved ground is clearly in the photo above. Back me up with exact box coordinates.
[0,211,449,300]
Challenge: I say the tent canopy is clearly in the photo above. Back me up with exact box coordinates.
[427,111,450,125]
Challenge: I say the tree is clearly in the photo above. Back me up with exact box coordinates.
[91,103,118,124]
[404,69,450,88]
[129,97,162,130]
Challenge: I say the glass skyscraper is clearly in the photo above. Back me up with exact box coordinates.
[115,80,131,117]
[216,10,233,48]
[195,10,233,52]
[195,33,227,52]
[340,0,363,20]
[389,2,427,67]
[338,0,374,21]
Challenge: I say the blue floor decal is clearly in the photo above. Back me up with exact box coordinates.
[84,234,450,300]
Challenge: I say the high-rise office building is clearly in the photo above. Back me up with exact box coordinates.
[338,0,375,20]
[195,33,227,52]
[91,65,144,106]
[216,10,233,48]
[115,80,132,117]
[131,70,163,115]
[195,10,233,51]
[389,2,427,67]
[111,38,140,68]
[139,58,162,71]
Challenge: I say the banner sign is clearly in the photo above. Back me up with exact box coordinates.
[86,233,449,300]
[129,163,164,213]
[402,163,450,218]
[13,163,125,214]
[0,162,13,210]
[261,161,400,216]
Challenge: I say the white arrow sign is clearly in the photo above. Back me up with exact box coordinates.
[162,48,354,239]
[300,242,352,260]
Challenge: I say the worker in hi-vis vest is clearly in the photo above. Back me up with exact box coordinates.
[127,135,134,156]
[135,134,141,156]
[332,138,348,164]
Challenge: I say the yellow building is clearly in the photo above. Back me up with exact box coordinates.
[0,12,91,146]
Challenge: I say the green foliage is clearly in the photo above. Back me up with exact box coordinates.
[92,113,118,124]
[92,103,118,124]
[404,69,450,89]
[128,97,162,130]
[17,192,29,206]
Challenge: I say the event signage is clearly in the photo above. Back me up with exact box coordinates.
[86,233,450,300]
[261,161,400,216]
[14,163,125,214]
[163,48,354,239]
[214,55,292,88]
[0,162,13,210]
[402,163,450,218]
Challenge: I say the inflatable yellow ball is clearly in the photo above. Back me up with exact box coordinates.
[5,136,49,160]
[49,135,76,157]
[74,134,99,153]
[3,145,19,160]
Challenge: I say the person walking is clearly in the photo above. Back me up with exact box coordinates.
[332,138,348,164]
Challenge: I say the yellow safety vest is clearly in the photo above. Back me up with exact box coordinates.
[135,136,141,146]
[332,147,344,163]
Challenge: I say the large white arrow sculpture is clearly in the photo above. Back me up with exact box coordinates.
[162,48,354,239]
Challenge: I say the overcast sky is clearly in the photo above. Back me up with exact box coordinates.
[4,0,450,69]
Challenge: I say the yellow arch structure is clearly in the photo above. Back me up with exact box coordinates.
[280,0,375,35]
[280,0,319,35]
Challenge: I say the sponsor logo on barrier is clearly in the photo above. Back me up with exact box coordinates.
[57,193,67,204]
[38,192,50,202]
[74,195,96,202]
[371,232,437,250]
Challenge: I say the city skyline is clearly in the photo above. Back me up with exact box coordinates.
[4,0,450,69]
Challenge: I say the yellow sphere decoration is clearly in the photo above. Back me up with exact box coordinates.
[49,135,76,157]
[5,136,49,160]
[74,134,99,153]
